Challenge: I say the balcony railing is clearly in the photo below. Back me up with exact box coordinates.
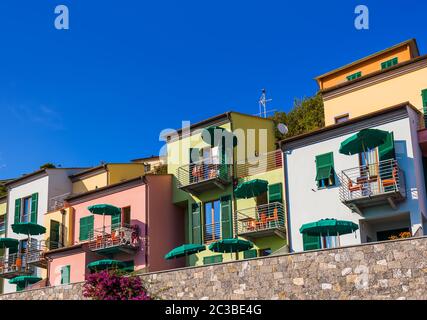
[339,159,406,213]
[235,150,283,179]
[88,224,140,254]
[0,253,35,279]
[236,202,286,239]
[176,159,232,194]
[27,240,64,268]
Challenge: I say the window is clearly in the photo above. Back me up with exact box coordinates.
[204,200,221,242]
[0,215,5,234]
[22,197,31,223]
[203,255,223,265]
[122,207,131,226]
[334,114,349,124]
[381,57,398,70]
[144,164,151,172]
[79,216,94,241]
[61,265,70,284]
[315,152,335,188]
[346,71,361,81]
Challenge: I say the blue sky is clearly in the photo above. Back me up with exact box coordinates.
[0,0,426,179]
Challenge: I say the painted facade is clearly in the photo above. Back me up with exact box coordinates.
[315,39,427,126]
[45,175,185,285]
[281,104,427,252]
[165,111,287,266]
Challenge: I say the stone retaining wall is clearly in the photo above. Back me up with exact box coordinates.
[1,236,427,300]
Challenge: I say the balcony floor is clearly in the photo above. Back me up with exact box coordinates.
[342,190,406,214]
[179,177,230,195]
[239,227,286,241]
[0,268,34,279]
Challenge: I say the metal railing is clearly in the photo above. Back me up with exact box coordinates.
[339,159,405,203]
[176,159,232,188]
[235,150,283,178]
[236,202,285,235]
[204,221,222,243]
[88,224,140,251]
[0,252,34,276]
[27,240,64,265]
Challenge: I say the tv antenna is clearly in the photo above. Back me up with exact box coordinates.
[259,88,272,118]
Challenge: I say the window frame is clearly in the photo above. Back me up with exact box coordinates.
[203,199,221,243]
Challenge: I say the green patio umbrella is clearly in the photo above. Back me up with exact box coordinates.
[300,219,358,247]
[87,259,126,271]
[208,238,253,260]
[9,275,42,291]
[234,179,268,199]
[0,238,19,250]
[339,128,389,157]
[88,204,121,236]
[164,244,206,260]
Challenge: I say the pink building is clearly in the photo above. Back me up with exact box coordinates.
[46,175,185,285]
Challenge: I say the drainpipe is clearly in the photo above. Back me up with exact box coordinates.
[143,176,149,271]
[280,143,293,253]
[60,209,66,247]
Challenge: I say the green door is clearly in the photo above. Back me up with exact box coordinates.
[50,220,61,249]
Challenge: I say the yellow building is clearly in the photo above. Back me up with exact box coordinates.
[315,39,427,126]
[164,111,287,266]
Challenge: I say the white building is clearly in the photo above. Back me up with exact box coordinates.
[3,167,86,293]
[281,103,427,253]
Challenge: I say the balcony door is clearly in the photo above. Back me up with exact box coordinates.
[204,200,221,243]
[50,220,61,250]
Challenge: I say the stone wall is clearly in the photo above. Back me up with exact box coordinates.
[2,236,427,300]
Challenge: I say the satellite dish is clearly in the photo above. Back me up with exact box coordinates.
[277,123,288,135]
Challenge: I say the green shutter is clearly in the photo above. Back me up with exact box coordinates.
[191,203,202,244]
[268,183,283,203]
[203,254,223,265]
[79,216,94,241]
[346,71,362,81]
[243,249,257,259]
[303,233,321,251]
[61,265,70,284]
[315,152,334,182]
[112,213,121,228]
[381,57,398,70]
[220,195,233,239]
[14,199,21,224]
[50,220,60,249]
[30,193,38,223]
[378,132,395,161]
[422,89,427,126]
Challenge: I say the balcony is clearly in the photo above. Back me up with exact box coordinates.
[235,150,283,179]
[27,240,64,269]
[339,159,406,214]
[88,224,140,255]
[176,160,232,195]
[0,253,35,279]
[236,202,286,240]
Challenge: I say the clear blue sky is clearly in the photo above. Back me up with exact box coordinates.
[0,0,426,179]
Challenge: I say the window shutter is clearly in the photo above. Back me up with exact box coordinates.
[303,233,321,251]
[268,183,283,203]
[243,249,257,259]
[378,132,395,161]
[30,193,38,223]
[422,89,427,126]
[14,199,21,224]
[381,57,398,70]
[112,213,121,229]
[87,215,94,240]
[220,195,233,239]
[61,265,70,284]
[315,152,334,183]
[50,220,60,249]
[191,203,202,244]
[79,217,88,241]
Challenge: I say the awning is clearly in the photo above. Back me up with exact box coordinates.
[87,204,121,216]
[0,238,19,250]
[315,166,333,181]
[87,259,126,271]
[164,244,206,260]
[299,219,359,236]
[234,179,268,199]
[9,275,42,285]
[339,128,389,156]
[208,238,253,253]
[11,222,46,236]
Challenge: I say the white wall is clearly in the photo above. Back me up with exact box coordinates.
[285,115,424,253]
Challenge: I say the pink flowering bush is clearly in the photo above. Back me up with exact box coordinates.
[83,270,151,300]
